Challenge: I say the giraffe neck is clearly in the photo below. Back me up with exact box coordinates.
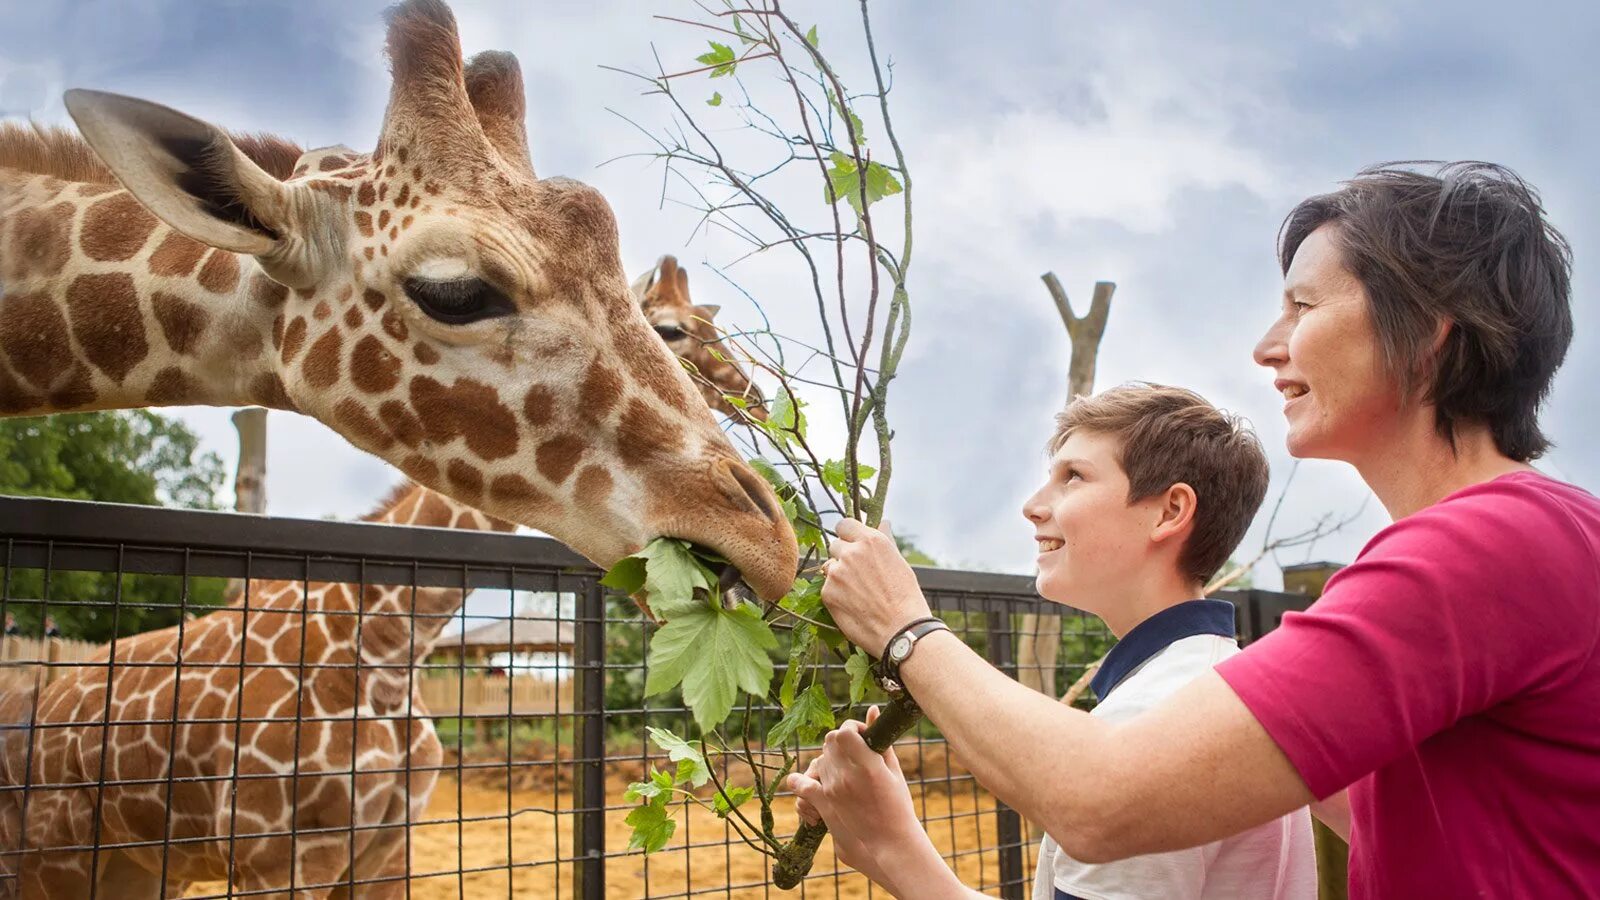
[354,481,515,666]
[0,171,292,416]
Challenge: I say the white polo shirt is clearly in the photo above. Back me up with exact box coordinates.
[1032,600,1317,900]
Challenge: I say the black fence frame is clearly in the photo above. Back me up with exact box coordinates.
[0,495,1309,899]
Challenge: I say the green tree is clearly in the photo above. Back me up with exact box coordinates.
[0,411,229,641]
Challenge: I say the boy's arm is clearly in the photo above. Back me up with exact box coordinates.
[896,629,1314,862]
[788,709,989,900]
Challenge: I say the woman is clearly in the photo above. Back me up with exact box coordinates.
[794,162,1597,898]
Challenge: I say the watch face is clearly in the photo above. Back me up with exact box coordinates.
[889,635,912,661]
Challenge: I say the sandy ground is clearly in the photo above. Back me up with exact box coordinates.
[183,740,1033,898]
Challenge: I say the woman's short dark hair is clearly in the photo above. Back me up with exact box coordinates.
[1279,161,1572,461]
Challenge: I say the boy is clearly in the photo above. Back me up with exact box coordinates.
[791,383,1316,899]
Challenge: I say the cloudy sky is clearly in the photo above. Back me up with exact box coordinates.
[4,1,1594,588]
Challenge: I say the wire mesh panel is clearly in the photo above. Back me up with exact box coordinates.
[0,496,1292,899]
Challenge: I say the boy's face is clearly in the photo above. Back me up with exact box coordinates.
[1021,429,1166,611]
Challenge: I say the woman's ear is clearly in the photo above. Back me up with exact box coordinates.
[1151,482,1198,545]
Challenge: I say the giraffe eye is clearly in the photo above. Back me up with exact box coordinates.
[402,276,515,325]
[653,324,688,342]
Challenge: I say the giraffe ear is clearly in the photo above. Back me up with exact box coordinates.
[64,89,296,258]
[697,304,721,320]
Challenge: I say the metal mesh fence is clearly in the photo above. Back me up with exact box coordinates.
[0,495,1295,899]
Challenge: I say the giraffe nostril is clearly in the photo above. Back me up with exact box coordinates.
[724,460,783,525]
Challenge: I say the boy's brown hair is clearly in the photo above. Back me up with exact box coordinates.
[1048,383,1270,585]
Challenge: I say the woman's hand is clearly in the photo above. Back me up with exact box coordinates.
[786,706,965,898]
[821,518,932,655]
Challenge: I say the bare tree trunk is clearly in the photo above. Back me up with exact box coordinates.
[1016,276,1114,699]
[226,408,268,600]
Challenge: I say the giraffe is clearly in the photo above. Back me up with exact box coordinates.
[0,0,798,895]
[1,481,510,898]
[632,254,768,420]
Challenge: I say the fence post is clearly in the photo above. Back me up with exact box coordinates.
[573,579,606,900]
[987,600,1027,900]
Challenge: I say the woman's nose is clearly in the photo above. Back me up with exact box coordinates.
[1254,315,1290,368]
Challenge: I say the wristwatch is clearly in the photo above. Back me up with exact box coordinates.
[875,617,951,693]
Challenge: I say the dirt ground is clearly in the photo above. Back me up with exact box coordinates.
[401,774,1025,899]
[186,742,1034,898]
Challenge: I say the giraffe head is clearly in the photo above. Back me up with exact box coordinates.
[632,255,768,421]
[55,0,797,598]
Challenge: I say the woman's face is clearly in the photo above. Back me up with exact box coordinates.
[1254,224,1402,462]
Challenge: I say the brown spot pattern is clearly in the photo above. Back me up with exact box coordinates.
[575,465,614,509]
[148,231,207,277]
[378,210,390,230]
[523,384,555,427]
[399,454,438,485]
[351,336,402,393]
[280,362,323,413]
[378,400,423,447]
[148,367,204,405]
[81,193,156,261]
[272,314,286,350]
[314,301,331,320]
[414,342,439,365]
[0,366,41,414]
[363,246,375,261]
[5,202,72,280]
[343,305,364,329]
[362,289,386,311]
[490,474,551,511]
[579,360,622,421]
[0,293,72,389]
[318,155,349,172]
[303,328,343,388]
[152,292,210,355]
[65,273,148,383]
[401,215,414,230]
[446,459,484,504]
[407,375,520,460]
[357,182,377,207]
[617,400,684,466]
[393,184,411,208]
[227,320,263,360]
[380,309,409,342]
[536,433,584,485]
[197,249,241,294]
[249,274,289,308]
[354,211,373,237]
[336,398,393,451]
[281,317,308,363]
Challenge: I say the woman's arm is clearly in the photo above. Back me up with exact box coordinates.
[893,629,1315,862]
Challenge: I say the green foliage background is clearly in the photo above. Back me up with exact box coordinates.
[0,411,229,641]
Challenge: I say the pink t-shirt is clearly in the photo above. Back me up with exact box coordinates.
[1217,471,1600,898]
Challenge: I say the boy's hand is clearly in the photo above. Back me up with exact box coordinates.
[787,706,958,897]
[822,518,931,655]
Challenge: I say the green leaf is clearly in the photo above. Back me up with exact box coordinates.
[824,152,902,215]
[765,388,808,445]
[624,777,662,804]
[607,539,716,620]
[805,24,819,48]
[779,621,813,710]
[767,683,836,747]
[599,556,647,595]
[846,649,873,705]
[714,785,755,818]
[821,459,877,495]
[827,92,865,144]
[645,603,777,733]
[696,41,737,78]
[651,767,677,793]
[733,15,759,46]
[625,802,676,853]
[707,91,723,107]
[647,726,711,788]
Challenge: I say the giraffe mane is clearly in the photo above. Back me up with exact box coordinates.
[0,120,306,184]
[361,480,422,523]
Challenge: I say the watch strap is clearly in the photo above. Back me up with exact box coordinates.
[875,617,950,693]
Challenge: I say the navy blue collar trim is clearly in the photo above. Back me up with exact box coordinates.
[1089,599,1236,702]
